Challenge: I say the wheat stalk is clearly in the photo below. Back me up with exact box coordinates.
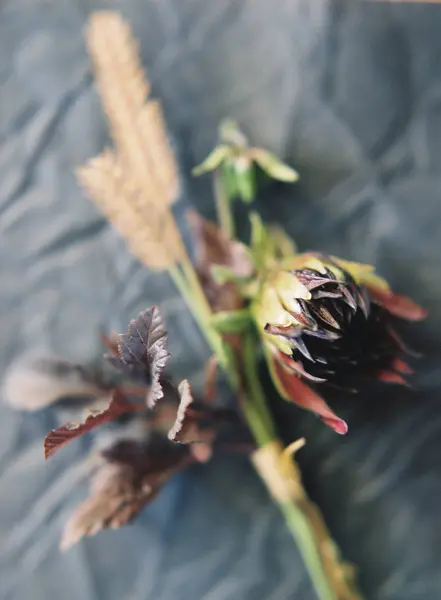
[78,11,182,270]
[78,150,181,270]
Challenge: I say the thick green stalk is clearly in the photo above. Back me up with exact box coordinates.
[280,501,340,600]
[168,262,234,383]
[242,333,346,600]
[170,259,360,600]
[169,186,362,599]
[241,332,277,445]
[169,255,230,370]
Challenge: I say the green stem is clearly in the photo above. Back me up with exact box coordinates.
[214,169,235,238]
[279,501,338,600]
[169,262,232,380]
[241,331,360,600]
[169,224,361,600]
[241,332,277,445]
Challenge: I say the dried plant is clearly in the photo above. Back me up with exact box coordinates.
[2,356,110,412]
[4,11,429,600]
[85,12,179,206]
[78,12,183,270]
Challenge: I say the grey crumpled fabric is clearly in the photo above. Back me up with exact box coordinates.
[1,1,441,599]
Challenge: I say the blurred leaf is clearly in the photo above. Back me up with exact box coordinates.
[167,380,238,456]
[268,225,297,259]
[44,389,140,458]
[187,211,254,313]
[210,265,239,285]
[192,144,231,176]
[2,356,110,412]
[61,462,149,550]
[221,162,239,200]
[219,118,249,148]
[168,380,209,445]
[188,211,253,276]
[249,148,299,183]
[61,440,188,550]
[203,355,218,403]
[249,211,275,270]
[234,163,256,203]
[249,213,297,269]
[211,309,251,334]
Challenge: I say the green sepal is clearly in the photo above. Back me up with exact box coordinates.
[250,211,274,270]
[262,344,291,402]
[210,265,239,285]
[233,161,256,203]
[211,309,252,334]
[268,225,297,259]
[220,162,239,201]
[192,144,231,176]
[219,118,249,148]
[249,148,299,183]
[249,213,298,269]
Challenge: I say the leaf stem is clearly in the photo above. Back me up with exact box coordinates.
[214,169,235,238]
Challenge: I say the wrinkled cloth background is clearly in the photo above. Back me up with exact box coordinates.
[1,1,441,599]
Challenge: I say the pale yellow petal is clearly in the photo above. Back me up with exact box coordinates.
[332,257,390,290]
[359,271,390,291]
[274,271,311,301]
[331,257,374,282]
[263,332,293,355]
[255,286,293,328]
[301,256,329,275]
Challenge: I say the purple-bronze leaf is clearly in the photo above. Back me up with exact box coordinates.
[187,210,253,313]
[61,438,190,550]
[102,436,187,474]
[167,380,238,462]
[60,462,154,550]
[2,355,111,412]
[168,380,209,445]
[106,306,171,407]
[44,389,141,459]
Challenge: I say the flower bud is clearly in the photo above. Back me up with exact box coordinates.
[252,253,427,433]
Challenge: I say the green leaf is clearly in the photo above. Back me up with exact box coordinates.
[234,162,256,203]
[250,211,267,248]
[210,265,239,285]
[220,158,256,203]
[219,118,249,148]
[211,309,252,334]
[268,225,297,258]
[220,162,238,201]
[250,211,274,269]
[249,214,297,268]
[249,148,299,183]
[192,145,231,176]
[211,264,258,300]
